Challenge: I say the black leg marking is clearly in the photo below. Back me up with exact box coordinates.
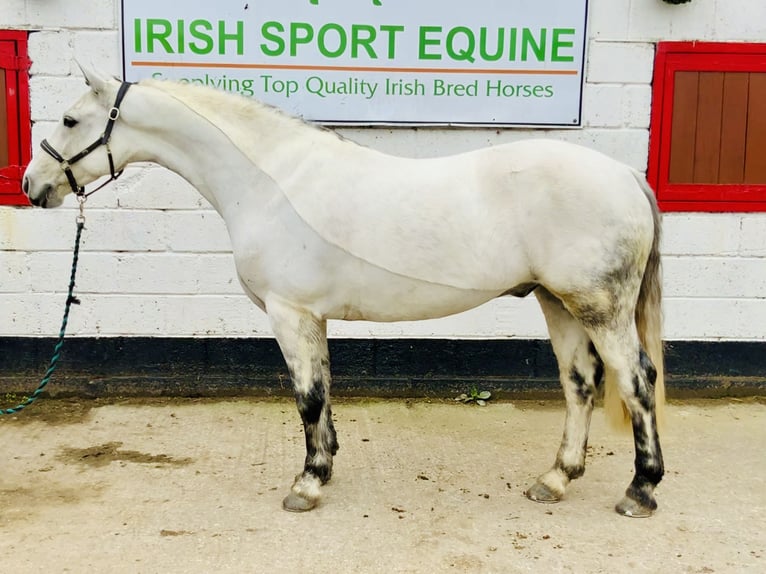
[632,348,658,412]
[304,457,332,484]
[294,376,336,484]
[631,411,664,485]
[588,342,605,391]
[295,377,325,425]
[624,410,664,513]
[557,460,586,481]
[326,405,340,455]
[569,367,594,405]
[639,348,657,386]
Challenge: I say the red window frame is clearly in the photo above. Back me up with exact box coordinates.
[648,41,766,212]
[0,30,31,206]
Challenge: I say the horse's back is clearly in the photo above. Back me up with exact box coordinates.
[276,137,654,292]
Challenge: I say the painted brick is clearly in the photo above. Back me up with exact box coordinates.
[25,0,115,30]
[565,128,649,172]
[492,299,549,339]
[628,0,715,42]
[71,31,122,77]
[582,83,650,129]
[61,295,270,337]
[78,210,178,253]
[664,257,766,299]
[0,209,183,253]
[164,212,232,253]
[25,252,93,295]
[29,75,91,122]
[0,293,66,336]
[582,84,623,128]
[0,207,77,252]
[0,252,30,293]
[27,252,240,295]
[587,41,655,84]
[0,293,268,337]
[115,167,212,211]
[329,299,547,340]
[80,211,150,252]
[623,84,652,129]
[664,298,766,341]
[28,31,73,76]
[588,0,630,40]
[738,215,766,257]
[662,214,742,256]
[0,1,24,25]
[713,1,766,42]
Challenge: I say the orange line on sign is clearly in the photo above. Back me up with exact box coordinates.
[131,61,578,76]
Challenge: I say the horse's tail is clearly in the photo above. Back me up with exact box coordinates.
[604,170,665,429]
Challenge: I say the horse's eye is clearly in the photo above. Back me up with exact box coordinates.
[63,116,78,128]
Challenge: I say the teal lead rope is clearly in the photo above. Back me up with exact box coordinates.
[1,217,85,415]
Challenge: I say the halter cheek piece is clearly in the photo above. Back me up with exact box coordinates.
[40,81,132,199]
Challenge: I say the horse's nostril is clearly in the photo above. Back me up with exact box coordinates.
[22,176,30,195]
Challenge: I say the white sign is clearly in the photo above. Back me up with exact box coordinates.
[121,0,588,126]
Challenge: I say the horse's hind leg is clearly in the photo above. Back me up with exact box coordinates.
[588,324,664,517]
[267,297,339,512]
[526,288,603,504]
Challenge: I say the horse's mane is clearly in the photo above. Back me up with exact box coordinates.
[137,78,340,140]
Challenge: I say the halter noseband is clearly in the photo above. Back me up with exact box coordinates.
[40,81,132,199]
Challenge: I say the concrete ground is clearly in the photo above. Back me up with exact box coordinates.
[0,397,764,573]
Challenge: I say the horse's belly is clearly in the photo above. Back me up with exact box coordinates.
[232,228,504,322]
[228,191,521,321]
[327,267,502,322]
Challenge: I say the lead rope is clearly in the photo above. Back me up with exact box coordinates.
[1,202,86,415]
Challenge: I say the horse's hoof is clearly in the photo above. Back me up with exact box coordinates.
[525,482,562,504]
[615,495,656,518]
[282,492,318,512]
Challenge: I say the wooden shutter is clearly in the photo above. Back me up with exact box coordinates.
[0,31,31,205]
[649,42,766,212]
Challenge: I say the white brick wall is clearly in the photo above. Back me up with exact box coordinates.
[2,0,766,341]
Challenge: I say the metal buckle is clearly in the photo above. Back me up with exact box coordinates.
[76,194,87,224]
[108,107,120,121]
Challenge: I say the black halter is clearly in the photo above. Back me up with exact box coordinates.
[40,81,132,198]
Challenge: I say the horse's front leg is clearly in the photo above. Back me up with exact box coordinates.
[267,297,339,512]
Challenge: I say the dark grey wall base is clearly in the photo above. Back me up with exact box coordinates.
[0,337,764,400]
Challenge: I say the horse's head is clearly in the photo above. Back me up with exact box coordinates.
[23,65,130,208]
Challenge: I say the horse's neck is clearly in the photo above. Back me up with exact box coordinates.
[128,84,325,218]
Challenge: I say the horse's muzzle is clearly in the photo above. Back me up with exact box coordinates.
[24,178,55,208]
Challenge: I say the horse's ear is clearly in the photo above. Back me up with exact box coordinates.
[75,60,109,94]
